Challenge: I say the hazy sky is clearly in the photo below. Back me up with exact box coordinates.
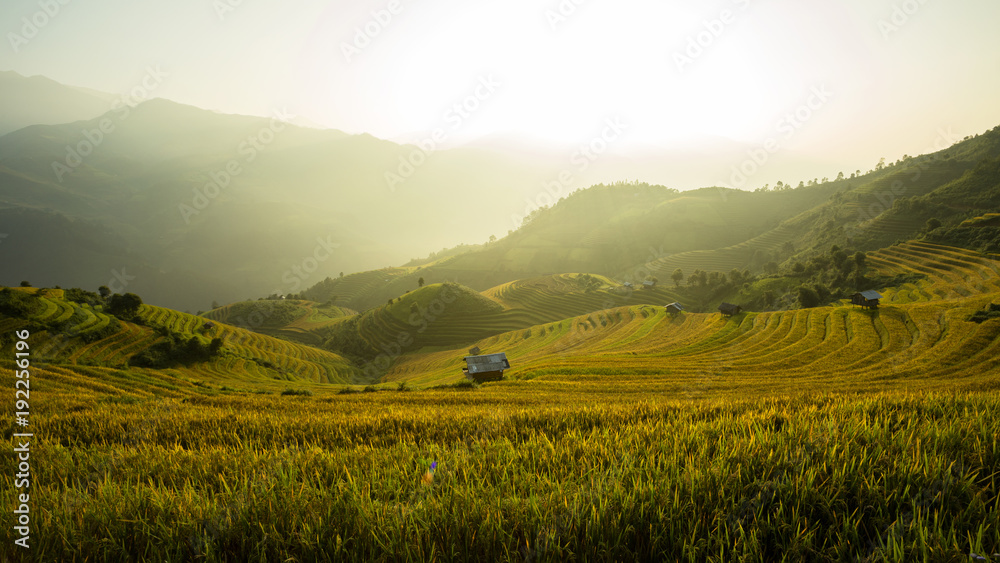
[3,0,1000,177]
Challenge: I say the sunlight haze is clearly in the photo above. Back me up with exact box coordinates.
[2,0,999,180]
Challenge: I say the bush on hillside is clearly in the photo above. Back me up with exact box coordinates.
[968,303,1000,323]
[108,293,143,320]
[130,334,223,368]
[0,288,41,317]
[64,287,103,307]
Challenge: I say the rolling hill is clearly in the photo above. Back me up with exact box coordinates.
[0,287,359,394]
[3,71,999,317]
[290,126,1000,315]
[380,240,1000,388]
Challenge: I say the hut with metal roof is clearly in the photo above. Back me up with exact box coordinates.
[643,280,657,289]
[718,302,743,317]
[468,345,481,356]
[851,290,883,309]
[462,353,510,383]
[665,302,684,315]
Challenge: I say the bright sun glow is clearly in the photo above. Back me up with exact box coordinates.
[290,0,836,148]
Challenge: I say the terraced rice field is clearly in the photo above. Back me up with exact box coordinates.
[1,293,358,386]
[388,242,1000,390]
[644,224,802,278]
[2,242,1000,562]
[867,241,1000,303]
[337,277,684,356]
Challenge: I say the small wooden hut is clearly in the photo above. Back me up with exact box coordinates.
[665,302,684,315]
[851,290,883,309]
[462,353,510,383]
[718,302,742,317]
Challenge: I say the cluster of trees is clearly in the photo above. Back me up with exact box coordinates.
[672,267,754,291]
[0,288,41,317]
[785,246,871,308]
[131,331,224,368]
[929,223,1000,253]
[107,292,143,320]
[576,274,603,292]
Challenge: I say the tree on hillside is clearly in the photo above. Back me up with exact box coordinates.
[832,249,849,270]
[108,292,143,319]
[798,286,820,308]
[211,300,220,309]
[854,251,867,273]
[925,218,942,232]
[671,268,683,287]
[699,271,709,287]
[418,277,425,288]
[98,285,111,299]
[729,269,743,286]
[19,281,30,287]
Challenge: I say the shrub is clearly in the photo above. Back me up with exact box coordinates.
[0,288,41,317]
[280,389,313,396]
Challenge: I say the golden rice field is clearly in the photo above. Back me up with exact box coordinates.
[1,241,1000,561]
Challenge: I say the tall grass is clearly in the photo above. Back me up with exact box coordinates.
[1,389,997,561]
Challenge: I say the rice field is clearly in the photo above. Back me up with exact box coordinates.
[0,384,997,562]
[1,242,1000,561]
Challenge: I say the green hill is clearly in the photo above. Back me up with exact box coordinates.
[296,127,1000,314]
[0,287,360,393]
[383,240,1000,388]
[202,299,356,346]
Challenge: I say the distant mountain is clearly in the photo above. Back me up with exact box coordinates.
[0,71,115,136]
[299,126,1000,313]
[3,73,997,314]
[0,97,557,310]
